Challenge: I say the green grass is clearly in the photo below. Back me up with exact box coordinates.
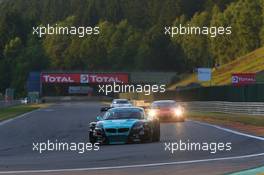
[0,104,48,122]
[188,111,264,127]
[169,47,264,89]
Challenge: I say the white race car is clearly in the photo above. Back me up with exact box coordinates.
[110,99,133,108]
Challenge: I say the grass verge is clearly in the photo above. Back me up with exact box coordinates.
[0,103,49,122]
[188,111,264,136]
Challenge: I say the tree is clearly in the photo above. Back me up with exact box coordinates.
[4,37,22,59]
[43,16,75,69]
[173,12,212,67]
[10,37,49,96]
[260,0,264,45]
[209,0,262,64]
[0,59,11,92]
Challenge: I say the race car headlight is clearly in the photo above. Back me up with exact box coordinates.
[174,107,184,116]
[95,123,104,135]
[147,109,158,120]
[95,122,103,129]
[148,109,157,117]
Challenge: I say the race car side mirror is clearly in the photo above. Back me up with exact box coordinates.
[100,107,111,112]
[96,116,103,121]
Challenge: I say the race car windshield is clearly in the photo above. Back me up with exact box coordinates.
[104,110,144,120]
[152,102,176,108]
[114,100,129,104]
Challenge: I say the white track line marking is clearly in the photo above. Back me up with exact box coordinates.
[0,109,40,126]
[190,120,264,141]
[0,152,264,174]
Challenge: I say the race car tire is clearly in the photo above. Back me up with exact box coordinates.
[89,131,96,144]
[152,120,160,142]
[142,126,153,143]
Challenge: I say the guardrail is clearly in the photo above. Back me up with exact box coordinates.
[0,100,22,109]
[42,96,113,103]
[131,100,264,116]
[184,101,264,116]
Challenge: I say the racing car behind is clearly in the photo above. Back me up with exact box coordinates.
[110,99,132,108]
[148,100,185,122]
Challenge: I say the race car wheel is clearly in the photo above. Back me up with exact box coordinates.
[89,131,96,144]
[142,126,153,143]
[152,120,160,142]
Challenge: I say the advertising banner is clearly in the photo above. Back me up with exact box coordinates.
[232,73,256,86]
[197,68,212,82]
[41,73,129,84]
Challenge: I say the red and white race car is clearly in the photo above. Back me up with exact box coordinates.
[148,100,185,122]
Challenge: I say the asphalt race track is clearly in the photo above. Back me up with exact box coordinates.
[0,102,263,175]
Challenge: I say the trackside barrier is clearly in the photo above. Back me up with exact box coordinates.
[120,84,264,102]
[0,100,21,109]
[184,101,264,116]
[41,96,112,103]
[129,99,264,116]
[119,93,264,116]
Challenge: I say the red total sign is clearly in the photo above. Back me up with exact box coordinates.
[87,74,129,83]
[41,73,129,84]
[41,74,80,83]
[232,73,256,86]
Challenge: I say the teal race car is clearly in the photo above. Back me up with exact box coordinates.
[89,107,160,144]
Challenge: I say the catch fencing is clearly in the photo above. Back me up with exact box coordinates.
[120,84,264,102]
[131,100,264,116]
[184,101,264,116]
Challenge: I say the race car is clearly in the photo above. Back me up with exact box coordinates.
[110,99,133,108]
[89,107,160,144]
[148,100,185,122]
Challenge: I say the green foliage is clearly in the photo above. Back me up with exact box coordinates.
[4,37,22,58]
[0,104,46,122]
[0,0,263,96]
[173,0,263,66]
[209,0,262,64]
[173,12,212,67]
[260,0,264,45]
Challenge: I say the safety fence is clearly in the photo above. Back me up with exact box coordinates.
[119,83,264,115]
[120,84,264,102]
[183,101,264,116]
[0,100,21,109]
[41,96,112,103]
[130,100,264,116]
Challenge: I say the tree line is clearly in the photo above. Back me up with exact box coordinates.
[0,0,263,96]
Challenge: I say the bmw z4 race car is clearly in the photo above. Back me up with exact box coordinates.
[89,107,160,145]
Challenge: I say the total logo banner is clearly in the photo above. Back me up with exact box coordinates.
[231,73,256,86]
[41,73,129,84]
